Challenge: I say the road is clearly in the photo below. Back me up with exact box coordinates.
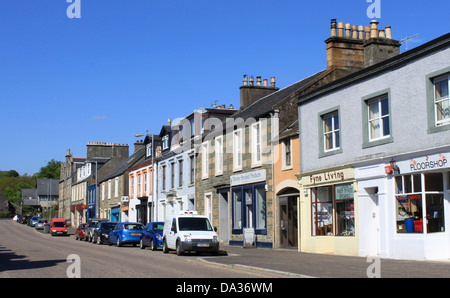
[0,220,289,279]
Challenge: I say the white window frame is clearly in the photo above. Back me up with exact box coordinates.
[251,121,262,167]
[215,135,223,176]
[202,141,209,179]
[323,112,340,152]
[368,95,390,141]
[233,128,243,171]
[434,75,450,127]
[108,179,111,199]
[115,177,119,198]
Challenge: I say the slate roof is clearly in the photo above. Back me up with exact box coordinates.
[99,146,145,183]
[231,70,327,121]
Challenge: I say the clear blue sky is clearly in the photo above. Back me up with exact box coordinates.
[0,0,448,176]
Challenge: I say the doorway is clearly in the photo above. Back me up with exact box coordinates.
[365,187,380,256]
[218,190,230,243]
[279,193,298,248]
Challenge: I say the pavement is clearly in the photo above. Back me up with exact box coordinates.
[65,226,450,278]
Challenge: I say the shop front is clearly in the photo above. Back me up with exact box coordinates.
[299,165,359,256]
[230,169,271,248]
[355,150,450,260]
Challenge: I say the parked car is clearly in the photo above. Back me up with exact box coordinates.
[140,222,164,250]
[50,218,68,236]
[75,223,87,240]
[92,222,116,245]
[86,218,109,242]
[19,215,30,224]
[108,222,145,247]
[28,216,41,227]
[162,211,219,256]
[35,219,48,230]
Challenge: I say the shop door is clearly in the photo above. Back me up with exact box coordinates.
[365,187,380,256]
[218,190,230,243]
[279,195,298,248]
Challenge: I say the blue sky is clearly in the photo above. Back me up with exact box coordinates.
[0,0,449,176]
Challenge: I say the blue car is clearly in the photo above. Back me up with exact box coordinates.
[140,222,164,251]
[108,222,145,247]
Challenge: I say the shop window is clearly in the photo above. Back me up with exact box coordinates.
[335,184,355,236]
[311,187,333,236]
[395,173,445,234]
[232,184,267,234]
[311,184,355,237]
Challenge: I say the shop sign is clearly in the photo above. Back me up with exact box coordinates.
[230,170,266,186]
[397,152,449,174]
[308,170,345,185]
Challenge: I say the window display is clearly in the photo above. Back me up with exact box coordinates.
[311,183,355,236]
[395,172,445,233]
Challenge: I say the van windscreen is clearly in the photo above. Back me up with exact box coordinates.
[53,222,65,227]
[178,218,212,231]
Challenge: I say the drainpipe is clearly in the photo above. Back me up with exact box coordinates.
[271,109,279,250]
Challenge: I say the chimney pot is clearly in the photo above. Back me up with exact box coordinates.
[256,76,262,86]
[365,26,371,40]
[379,29,385,38]
[358,25,364,40]
[249,76,254,86]
[370,20,379,38]
[345,23,351,38]
[330,19,337,37]
[352,25,358,39]
[338,22,344,37]
[385,26,392,39]
[270,77,276,87]
[263,79,268,87]
[243,75,248,86]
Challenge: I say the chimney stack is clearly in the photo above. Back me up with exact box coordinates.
[326,19,401,72]
[240,75,279,110]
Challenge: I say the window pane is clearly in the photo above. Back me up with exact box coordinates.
[370,118,381,139]
[436,99,450,122]
[381,97,389,116]
[369,101,379,120]
[312,187,333,236]
[435,78,449,100]
[336,200,355,236]
[325,133,333,150]
[426,194,445,233]
[425,173,443,191]
[396,194,423,233]
[324,117,332,133]
[334,114,339,129]
[335,131,340,148]
[413,174,421,192]
[382,117,390,136]
[255,187,266,230]
[233,190,242,229]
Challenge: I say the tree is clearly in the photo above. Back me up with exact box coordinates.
[36,159,61,180]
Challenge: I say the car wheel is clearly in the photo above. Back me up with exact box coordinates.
[150,239,157,251]
[162,239,169,253]
[176,241,183,256]
[75,234,78,240]
[116,237,121,247]
[140,238,145,249]
[97,236,102,245]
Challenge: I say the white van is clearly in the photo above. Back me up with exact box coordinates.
[162,211,219,256]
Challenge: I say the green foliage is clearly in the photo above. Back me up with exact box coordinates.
[0,159,61,204]
[36,159,61,180]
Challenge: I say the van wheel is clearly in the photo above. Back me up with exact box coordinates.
[163,239,169,253]
[176,241,184,256]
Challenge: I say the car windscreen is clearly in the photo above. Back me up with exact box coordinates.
[178,218,213,231]
[123,224,144,230]
[101,223,117,230]
[53,222,66,227]
[153,223,164,231]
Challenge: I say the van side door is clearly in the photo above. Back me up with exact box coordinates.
[167,218,177,248]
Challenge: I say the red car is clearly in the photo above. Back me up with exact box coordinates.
[75,223,87,240]
[50,218,68,236]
